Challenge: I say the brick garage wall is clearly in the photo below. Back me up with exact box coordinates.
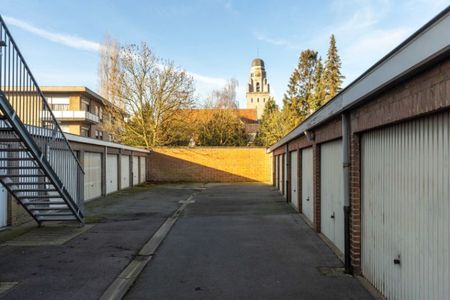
[147,147,272,183]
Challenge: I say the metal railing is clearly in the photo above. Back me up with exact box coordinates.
[0,16,84,215]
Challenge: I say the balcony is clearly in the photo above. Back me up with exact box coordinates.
[42,111,100,124]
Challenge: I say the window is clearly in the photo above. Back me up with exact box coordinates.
[81,127,90,137]
[257,98,259,103]
[95,130,103,140]
[251,98,253,103]
[263,98,265,102]
[99,107,103,120]
[81,99,90,112]
[47,97,69,111]
[256,82,260,92]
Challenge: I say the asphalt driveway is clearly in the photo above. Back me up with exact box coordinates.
[125,183,373,300]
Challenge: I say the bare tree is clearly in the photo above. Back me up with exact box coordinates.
[98,42,195,148]
[204,78,239,109]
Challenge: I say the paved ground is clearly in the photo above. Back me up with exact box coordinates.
[0,183,201,300]
[0,183,373,299]
[126,183,373,300]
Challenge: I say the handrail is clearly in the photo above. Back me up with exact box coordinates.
[0,15,84,172]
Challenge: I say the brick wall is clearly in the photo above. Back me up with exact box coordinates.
[147,147,272,183]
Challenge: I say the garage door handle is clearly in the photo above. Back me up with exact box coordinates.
[330,213,335,219]
[306,197,309,201]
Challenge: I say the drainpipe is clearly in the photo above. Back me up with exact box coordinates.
[342,113,352,274]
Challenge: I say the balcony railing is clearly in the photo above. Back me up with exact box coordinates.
[42,110,100,124]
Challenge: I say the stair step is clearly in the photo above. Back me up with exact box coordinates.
[0,128,13,132]
[35,211,74,217]
[28,206,69,211]
[0,158,34,161]
[2,166,40,169]
[0,148,29,152]
[36,215,77,221]
[0,174,46,178]
[17,195,62,199]
[24,201,66,205]
[14,189,57,192]
[0,138,22,143]
[5,182,53,185]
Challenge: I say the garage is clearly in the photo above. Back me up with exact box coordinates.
[0,185,6,228]
[320,139,344,254]
[132,156,139,186]
[106,154,118,194]
[84,152,102,201]
[283,154,287,197]
[275,155,279,189]
[290,151,298,210]
[301,147,314,223]
[120,155,130,189]
[139,156,146,183]
[361,112,450,300]
[278,155,282,192]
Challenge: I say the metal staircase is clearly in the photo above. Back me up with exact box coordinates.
[0,16,84,225]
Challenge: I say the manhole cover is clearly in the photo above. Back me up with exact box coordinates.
[2,225,94,246]
[317,266,349,277]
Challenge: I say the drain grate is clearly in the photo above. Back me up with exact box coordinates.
[317,266,349,277]
[2,225,94,246]
[0,282,18,296]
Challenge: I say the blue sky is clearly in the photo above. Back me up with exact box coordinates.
[1,0,448,107]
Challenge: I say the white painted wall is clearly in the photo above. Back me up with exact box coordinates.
[362,112,450,300]
[320,139,344,254]
[0,185,7,227]
[106,154,118,194]
[139,156,146,183]
[120,155,130,189]
[301,147,314,223]
[84,152,102,201]
[290,151,298,210]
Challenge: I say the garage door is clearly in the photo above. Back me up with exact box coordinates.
[278,155,282,192]
[361,112,449,300]
[0,185,6,228]
[106,154,118,194]
[301,147,314,223]
[120,155,130,189]
[275,155,279,189]
[132,156,139,186]
[290,151,298,210]
[84,152,102,201]
[283,154,287,197]
[139,156,146,183]
[320,139,344,254]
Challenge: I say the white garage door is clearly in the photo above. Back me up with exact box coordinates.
[132,156,139,186]
[301,147,314,223]
[320,139,344,254]
[84,152,102,201]
[106,154,118,194]
[362,112,449,300]
[283,154,287,197]
[120,155,130,189]
[278,155,282,192]
[275,156,279,189]
[0,185,6,228]
[290,151,299,210]
[139,156,146,183]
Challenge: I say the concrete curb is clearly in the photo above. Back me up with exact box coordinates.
[99,194,196,300]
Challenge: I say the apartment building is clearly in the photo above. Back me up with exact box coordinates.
[40,86,116,140]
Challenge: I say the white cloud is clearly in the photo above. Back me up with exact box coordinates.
[4,15,227,99]
[3,16,101,52]
[253,32,301,51]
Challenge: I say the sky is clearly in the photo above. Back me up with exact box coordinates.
[0,0,448,108]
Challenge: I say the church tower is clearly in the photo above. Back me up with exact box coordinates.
[246,58,271,119]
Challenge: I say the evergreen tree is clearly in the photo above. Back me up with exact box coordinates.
[255,98,286,147]
[313,57,325,111]
[323,34,344,102]
[282,49,318,129]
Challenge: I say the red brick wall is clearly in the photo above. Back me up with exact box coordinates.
[147,147,272,183]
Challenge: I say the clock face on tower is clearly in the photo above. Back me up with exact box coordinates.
[255,71,261,77]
